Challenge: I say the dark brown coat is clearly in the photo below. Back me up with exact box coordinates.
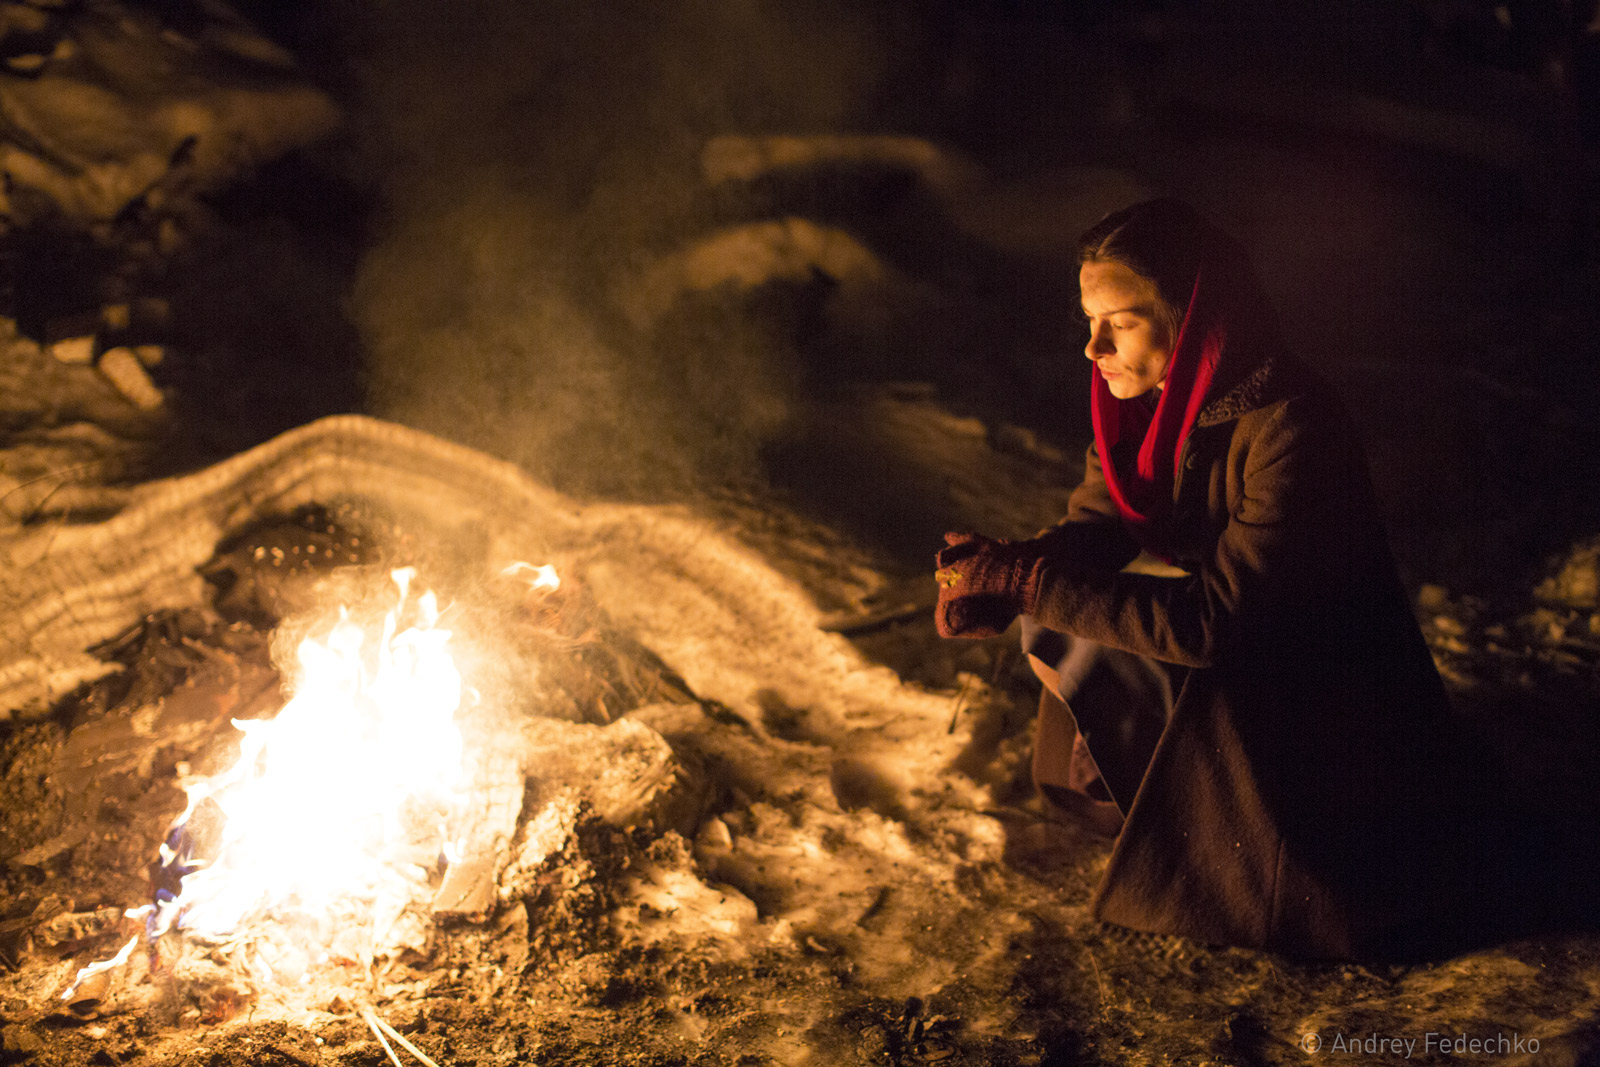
[1030,352,1498,959]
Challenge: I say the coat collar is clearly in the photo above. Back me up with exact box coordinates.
[1195,353,1282,428]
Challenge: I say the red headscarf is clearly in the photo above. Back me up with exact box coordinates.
[1090,268,1226,547]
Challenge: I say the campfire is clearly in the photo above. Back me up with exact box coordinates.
[0,418,1001,1065]
[64,566,480,1012]
[29,538,651,1067]
[11,475,736,1053]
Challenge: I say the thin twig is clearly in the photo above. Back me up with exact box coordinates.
[1084,947,1109,1021]
[989,647,1012,686]
[947,674,973,734]
[363,1009,406,1067]
[374,1013,445,1067]
[0,461,101,509]
[19,476,68,525]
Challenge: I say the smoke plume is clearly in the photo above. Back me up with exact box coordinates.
[343,0,901,497]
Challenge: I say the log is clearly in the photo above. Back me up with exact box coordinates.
[519,713,706,837]
[431,748,524,919]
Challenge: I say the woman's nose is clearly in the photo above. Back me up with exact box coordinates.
[1085,324,1114,361]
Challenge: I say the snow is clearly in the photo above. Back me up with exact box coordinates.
[0,0,336,230]
[2,397,1594,1062]
[1537,537,1600,610]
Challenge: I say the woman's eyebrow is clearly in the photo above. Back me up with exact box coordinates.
[1082,304,1148,317]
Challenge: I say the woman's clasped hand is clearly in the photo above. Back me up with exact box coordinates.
[932,531,1053,639]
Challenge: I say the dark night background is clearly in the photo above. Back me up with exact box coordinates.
[68,0,1600,591]
[11,0,1597,594]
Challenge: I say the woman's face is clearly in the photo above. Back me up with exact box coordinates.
[1079,260,1174,399]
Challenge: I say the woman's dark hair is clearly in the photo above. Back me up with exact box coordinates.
[1078,198,1276,355]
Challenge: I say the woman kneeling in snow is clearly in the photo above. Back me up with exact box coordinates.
[934,198,1496,960]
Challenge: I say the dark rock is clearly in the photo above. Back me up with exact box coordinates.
[0,1022,45,1057]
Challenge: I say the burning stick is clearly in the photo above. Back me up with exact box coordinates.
[362,1007,446,1067]
[61,935,138,1002]
[500,560,591,645]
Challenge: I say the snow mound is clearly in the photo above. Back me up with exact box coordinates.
[0,0,337,230]
[1536,536,1600,610]
[0,415,950,737]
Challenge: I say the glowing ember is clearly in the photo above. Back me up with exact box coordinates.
[64,566,503,1002]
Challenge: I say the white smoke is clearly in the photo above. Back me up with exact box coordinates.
[343,0,899,496]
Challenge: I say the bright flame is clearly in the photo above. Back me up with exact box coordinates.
[501,560,561,593]
[62,935,138,1000]
[67,568,469,1000]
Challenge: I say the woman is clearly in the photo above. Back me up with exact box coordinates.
[933,198,1499,960]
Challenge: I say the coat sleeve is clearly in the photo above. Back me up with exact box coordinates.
[1035,441,1141,572]
[1029,397,1360,668]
